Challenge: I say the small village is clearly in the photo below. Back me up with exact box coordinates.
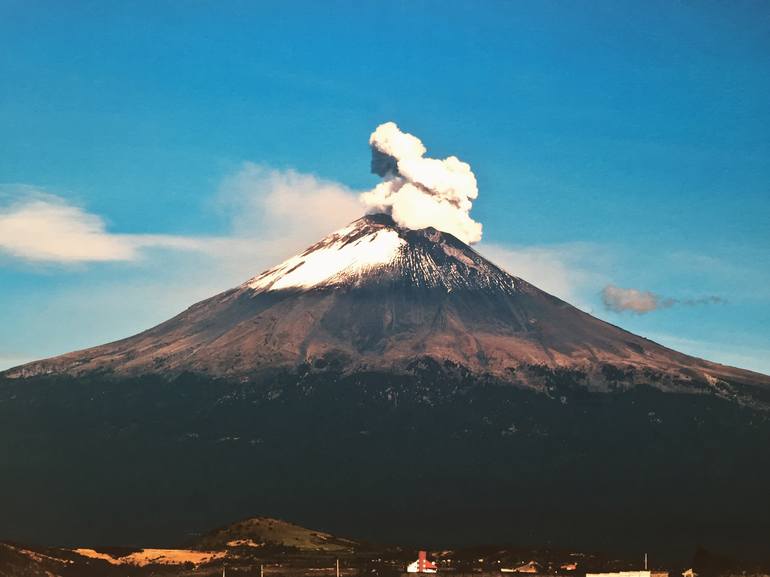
[401,550,679,577]
[4,537,759,577]
[210,548,748,577]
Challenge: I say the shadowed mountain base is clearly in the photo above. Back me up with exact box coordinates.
[1,368,769,563]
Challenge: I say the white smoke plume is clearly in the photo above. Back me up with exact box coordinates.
[601,284,726,314]
[360,122,482,244]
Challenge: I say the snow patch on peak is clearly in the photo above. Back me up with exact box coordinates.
[245,227,405,292]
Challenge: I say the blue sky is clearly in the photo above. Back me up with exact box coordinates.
[1,0,768,373]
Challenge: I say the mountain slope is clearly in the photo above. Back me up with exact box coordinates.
[6,214,769,404]
[2,369,769,560]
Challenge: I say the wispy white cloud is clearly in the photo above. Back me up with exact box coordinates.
[0,167,363,267]
[216,162,363,251]
[0,189,208,263]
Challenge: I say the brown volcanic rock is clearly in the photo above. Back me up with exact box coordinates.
[6,214,769,400]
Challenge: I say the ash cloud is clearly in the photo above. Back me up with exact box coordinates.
[360,122,482,244]
[602,284,726,314]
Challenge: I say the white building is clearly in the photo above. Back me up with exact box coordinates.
[407,551,437,573]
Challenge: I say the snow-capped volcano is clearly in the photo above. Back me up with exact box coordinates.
[244,217,409,292]
[6,214,769,402]
[243,213,519,294]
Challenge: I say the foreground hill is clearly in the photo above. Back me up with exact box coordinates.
[195,517,361,552]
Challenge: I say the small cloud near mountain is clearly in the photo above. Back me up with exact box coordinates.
[601,283,726,314]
